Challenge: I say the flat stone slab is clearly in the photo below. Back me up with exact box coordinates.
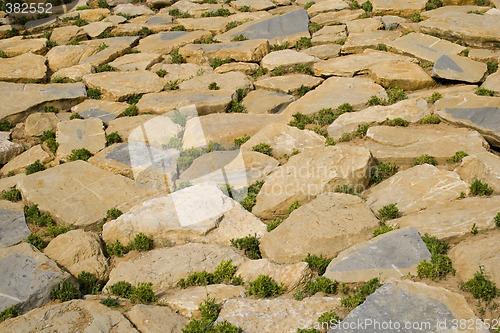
[215,9,310,45]
[431,54,487,83]
[24,112,60,137]
[52,64,94,82]
[328,280,488,333]
[0,243,69,313]
[231,0,276,11]
[482,71,500,93]
[323,227,431,283]
[149,63,213,83]
[364,124,489,165]
[311,9,364,25]
[137,30,212,54]
[261,49,321,71]
[0,145,51,176]
[108,52,162,72]
[113,3,154,16]
[254,74,323,94]
[368,61,435,90]
[80,36,140,67]
[345,18,382,34]
[311,25,347,46]
[17,160,158,227]
[56,118,106,159]
[127,114,182,149]
[303,44,342,60]
[242,89,295,114]
[371,0,427,16]
[387,32,466,63]
[176,17,230,34]
[366,164,468,216]
[455,151,500,194]
[0,82,86,122]
[0,53,47,83]
[179,39,270,62]
[71,100,128,125]
[342,30,401,54]
[253,146,373,220]
[435,94,500,147]
[0,138,23,165]
[306,0,349,16]
[0,201,29,248]
[127,304,187,333]
[283,76,387,116]
[397,196,500,243]
[260,192,379,264]
[178,72,253,93]
[0,36,46,57]
[105,115,156,140]
[236,259,310,290]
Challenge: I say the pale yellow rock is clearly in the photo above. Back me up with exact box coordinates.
[346,17,383,34]
[254,74,323,94]
[80,36,140,67]
[261,49,321,71]
[0,36,46,57]
[241,89,295,114]
[108,52,163,71]
[303,44,341,60]
[214,62,260,75]
[56,118,106,159]
[105,115,156,139]
[368,61,435,90]
[176,17,229,34]
[306,0,348,16]
[50,26,87,45]
[46,45,96,72]
[342,30,401,54]
[178,71,253,93]
[180,39,270,63]
[0,145,51,176]
[0,53,46,83]
[311,9,364,25]
[52,64,95,82]
[149,62,213,83]
[80,8,111,22]
[24,112,60,137]
[127,304,188,332]
[407,84,477,99]
[71,99,129,119]
[455,151,500,194]
[482,71,500,93]
[311,25,347,46]
[371,0,427,16]
[137,30,212,54]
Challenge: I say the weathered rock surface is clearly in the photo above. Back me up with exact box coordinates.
[108,52,162,71]
[137,31,212,54]
[368,61,434,90]
[178,72,253,93]
[0,53,47,83]
[0,137,23,165]
[179,39,270,62]
[371,0,427,16]
[254,74,323,94]
[342,30,401,54]
[71,99,128,124]
[261,49,321,71]
[127,304,188,332]
[56,118,106,159]
[242,90,295,114]
[455,151,500,194]
[482,71,500,93]
[431,54,487,83]
[46,45,95,72]
[24,112,60,137]
[0,145,51,176]
[149,63,213,83]
[0,201,29,248]
[0,36,46,57]
[127,114,182,148]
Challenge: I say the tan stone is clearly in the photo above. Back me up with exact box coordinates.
[431,54,487,83]
[346,17,383,34]
[455,151,500,194]
[0,145,51,176]
[52,64,95,82]
[302,44,341,60]
[0,53,46,83]
[371,0,427,16]
[311,9,364,25]
[176,17,229,33]
[46,45,95,72]
[0,138,23,165]
[241,90,295,114]
[149,62,213,83]
[261,49,321,71]
[108,52,162,71]
[468,48,500,63]
[50,26,87,45]
[71,99,129,120]
[127,304,187,333]
[482,71,500,93]
[24,112,60,137]
[254,74,323,94]
[80,8,111,22]
[180,39,269,62]
[407,84,477,100]
[179,71,253,93]
[56,118,106,159]
[214,62,260,75]
[368,61,435,90]
[105,115,156,139]
[137,30,212,54]
[342,30,401,54]
[311,25,347,46]
[0,36,46,57]
[80,36,140,67]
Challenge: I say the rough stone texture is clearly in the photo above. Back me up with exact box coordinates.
[342,30,401,54]
[0,300,138,332]
[371,0,427,16]
[254,74,323,94]
[179,39,270,62]
[449,233,500,286]
[306,0,348,16]
[215,9,310,45]
[260,192,379,263]
[311,9,364,25]
[303,44,342,60]
[82,70,165,101]
[323,227,431,283]
[108,52,162,71]
[17,160,157,227]
[346,18,382,34]
[127,114,182,148]
[0,145,51,176]
[56,118,106,159]
[0,243,69,313]
[364,125,489,165]
[468,48,500,63]
[105,115,156,140]
[178,72,253,93]
[80,36,140,68]
[407,84,477,100]
[104,243,246,292]
[311,25,346,46]
[52,63,95,82]
[242,90,295,114]
[431,54,487,83]
[366,164,469,216]
[482,71,500,93]
[387,32,466,62]
[283,76,388,116]
[0,82,86,123]
[396,196,500,243]
[214,62,260,75]
[240,123,325,157]
[261,50,321,71]
[50,26,87,45]
[328,98,430,140]
[232,0,276,11]
[24,112,60,137]
[328,280,488,333]
[368,61,435,90]
[149,63,213,83]
[217,297,341,333]
[0,36,47,57]
[0,201,29,248]
[175,17,230,34]
[435,94,500,147]
[44,229,109,280]
[236,259,311,290]
[114,3,154,16]
[0,53,47,83]
[71,99,128,125]
[0,138,23,165]
[46,45,95,72]
[455,151,500,194]
[137,31,212,54]
[127,304,188,333]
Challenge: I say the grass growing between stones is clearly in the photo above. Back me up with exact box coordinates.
[303,253,332,275]
[370,162,398,185]
[296,277,338,299]
[50,279,81,301]
[2,188,21,202]
[427,92,443,104]
[26,160,46,175]
[248,275,285,298]
[24,204,55,227]
[476,87,496,96]
[0,305,20,322]
[377,203,400,220]
[178,259,243,288]
[417,234,455,281]
[240,180,264,212]
[101,297,120,307]
[317,311,341,326]
[234,134,250,146]
[252,143,272,156]
[447,151,468,163]
[340,278,382,308]
[26,233,46,250]
[77,271,103,295]
[420,114,441,124]
[106,233,153,257]
[295,37,312,50]
[470,179,493,196]
[87,88,102,100]
[70,113,84,120]
[413,154,437,166]
[230,234,262,259]
[373,222,395,237]
[67,148,93,162]
[182,298,244,333]
[460,268,499,304]
[108,281,157,304]
[40,130,59,154]
[266,218,283,232]
[105,132,122,146]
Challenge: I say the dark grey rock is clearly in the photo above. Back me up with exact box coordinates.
[80,108,118,125]
[445,107,500,132]
[159,31,189,41]
[146,16,172,24]
[434,55,463,72]
[0,209,30,248]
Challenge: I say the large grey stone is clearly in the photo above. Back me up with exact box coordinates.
[431,54,487,83]
[0,201,29,248]
[323,228,431,283]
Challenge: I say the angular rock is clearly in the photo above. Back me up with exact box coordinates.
[407,84,477,100]
[346,18,382,34]
[127,304,188,333]
[261,49,321,71]
[106,115,156,139]
[283,76,387,116]
[254,74,323,94]
[47,45,95,73]
[52,63,95,82]
[128,114,182,148]
[0,145,51,176]
[260,192,379,263]
[241,90,295,114]
[468,48,500,63]
[303,44,341,60]
[83,22,113,39]
[342,30,401,54]
[311,9,364,25]
[24,112,60,137]
[371,0,427,16]
[80,8,111,22]
[17,160,157,227]
[307,0,348,16]
[0,243,69,313]
[80,36,139,67]
[0,53,47,83]
[71,99,128,125]
[179,39,270,62]
[368,61,434,90]
[323,227,431,283]
[231,0,276,11]
[455,151,500,194]
[50,26,87,45]
[176,17,230,34]
[114,4,154,16]
[137,31,212,54]
[482,71,500,93]
[56,118,106,159]
[178,72,253,93]
[214,62,260,75]
[0,201,29,248]
[108,52,162,71]
[311,25,347,46]
[366,164,468,216]
[0,36,46,57]
[0,138,23,165]
[236,259,310,290]
[149,62,213,83]
[381,15,406,30]
[431,54,487,83]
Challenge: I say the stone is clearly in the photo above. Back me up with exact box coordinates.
[260,192,379,263]
[407,84,477,100]
[314,49,416,77]
[0,201,29,248]
[56,118,106,159]
[302,44,341,60]
[482,71,500,93]
[455,151,500,194]
[83,70,165,101]
[327,98,430,140]
[108,52,162,71]
[328,280,488,333]
[0,36,46,57]
[0,53,47,83]
[0,82,87,122]
[180,39,270,63]
[368,61,434,90]
[364,125,489,166]
[137,31,212,54]
[137,90,235,115]
[420,12,500,48]
[149,63,213,83]
[144,13,173,24]
[182,113,288,149]
[468,48,500,63]
[311,9,364,25]
[104,243,246,292]
[236,259,310,290]
[218,297,341,333]
[306,0,348,16]
[214,62,260,75]
[161,285,245,318]
[241,90,295,114]
[71,100,128,125]
[0,243,69,313]
[0,299,138,332]
[127,114,182,148]
[177,150,279,189]
[381,15,406,30]
[0,145,51,176]
[371,0,427,16]
[397,196,500,242]
[323,227,431,283]
[106,115,156,139]
[178,72,253,93]
[366,164,468,216]
[261,50,321,71]
[50,26,87,45]
[215,9,310,45]
[342,30,401,54]
[435,94,500,147]
[311,25,347,46]
[17,160,157,227]
[231,0,276,11]
[46,45,95,73]
[24,112,60,137]
[83,22,113,39]
[80,8,111,22]
[449,233,500,286]
[114,4,154,16]
[241,123,325,157]
[254,74,323,94]
[52,63,95,82]
[346,18,383,34]
[0,138,23,165]
[283,76,387,116]
[80,36,140,67]
[176,17,229,34]
[44,229,109,280]
[127,304,188,333]
[102,183,267,245]
[431,54,487,83]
